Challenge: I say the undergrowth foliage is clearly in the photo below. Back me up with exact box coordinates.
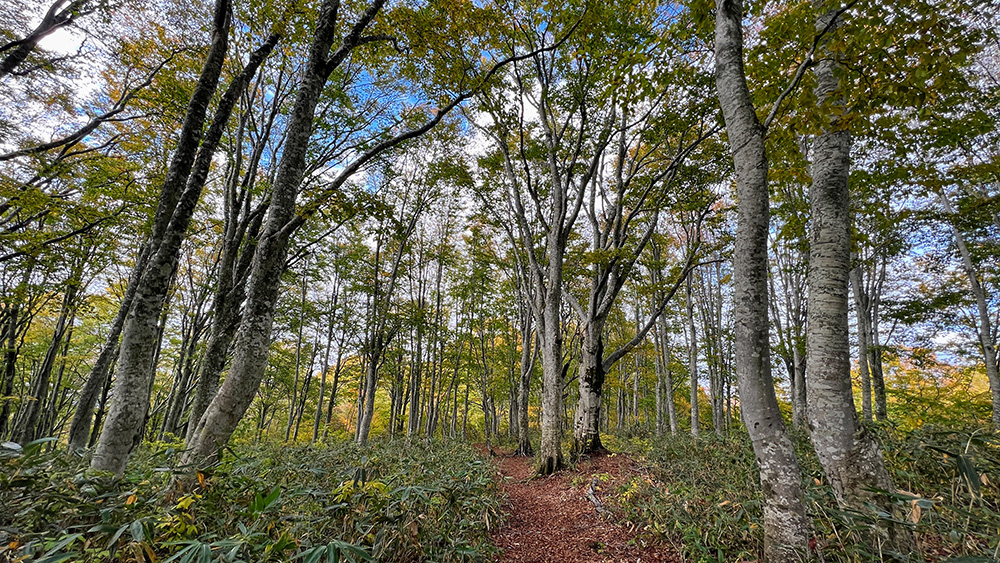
[614,427,1000,563]
[0,438,502,562]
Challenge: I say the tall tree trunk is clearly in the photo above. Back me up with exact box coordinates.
[313,289,337,442]
[286,265,309,441]
[67,255,141,451]
[516,315,534,456]
[651,249,678,435]
[0,303,21,438]
[2,264,37,438]
[686,275,700,437]
[178,0,390,460]
[324,339,345,432]
[870,337,887,420]
[408,320,423,438]
[791,336,807,428]
[537,269,564,474]
[13,256,83,443]
[478,336,493,455]
[183,0,502,463]
[141,280,175,443]
[572,322,605,456]
[293,334,318,441]
[162,301,206,438]
[183,300,241,445]
[183,112,273,446]
[660,323,678,434]
[43,315,74,438]
[88,354,116,448]
[849,263,873,422]
[938,191,1000,430]
[711,263,726,433]
[714,0,811,558]
[91,0,276,475]
[160,314,191,439]
[357,336,381,445]
[806,2,914,550]
[460,375,468,438]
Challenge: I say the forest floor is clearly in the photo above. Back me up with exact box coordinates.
[488,447,681,562]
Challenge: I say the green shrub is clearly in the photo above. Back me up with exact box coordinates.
[0,437,502,562]
[616,426,1000,562]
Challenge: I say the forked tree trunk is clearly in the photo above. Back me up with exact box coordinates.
[91,0,272,475]
[183,111,272,446]
[182,0,388,466]
[714,0,811,558]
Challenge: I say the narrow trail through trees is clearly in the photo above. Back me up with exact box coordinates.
[490,450,679,562]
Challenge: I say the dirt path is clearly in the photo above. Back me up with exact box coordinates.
[489,451,680,562]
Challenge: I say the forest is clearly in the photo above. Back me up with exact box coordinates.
[0,0,998,560]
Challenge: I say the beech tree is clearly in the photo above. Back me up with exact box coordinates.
[714,0,811,557]
[559,5,719,455]
[472,4,592,474]
[936,189,999,429]
[91,0,281,473]
[2,5,999,562]
[803,0,912,546]
[183,0,558,467]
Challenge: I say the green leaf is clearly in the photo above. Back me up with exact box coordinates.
[129,519,145,543]
[41,533,83,558]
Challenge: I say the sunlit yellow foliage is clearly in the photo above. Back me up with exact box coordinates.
[855,348,993,430]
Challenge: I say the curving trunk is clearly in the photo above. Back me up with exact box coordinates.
[89,0,235,475]
[91,18,282,475]
[714,0,811,558]
[938,191,1000,430]
[185,0,389,463]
